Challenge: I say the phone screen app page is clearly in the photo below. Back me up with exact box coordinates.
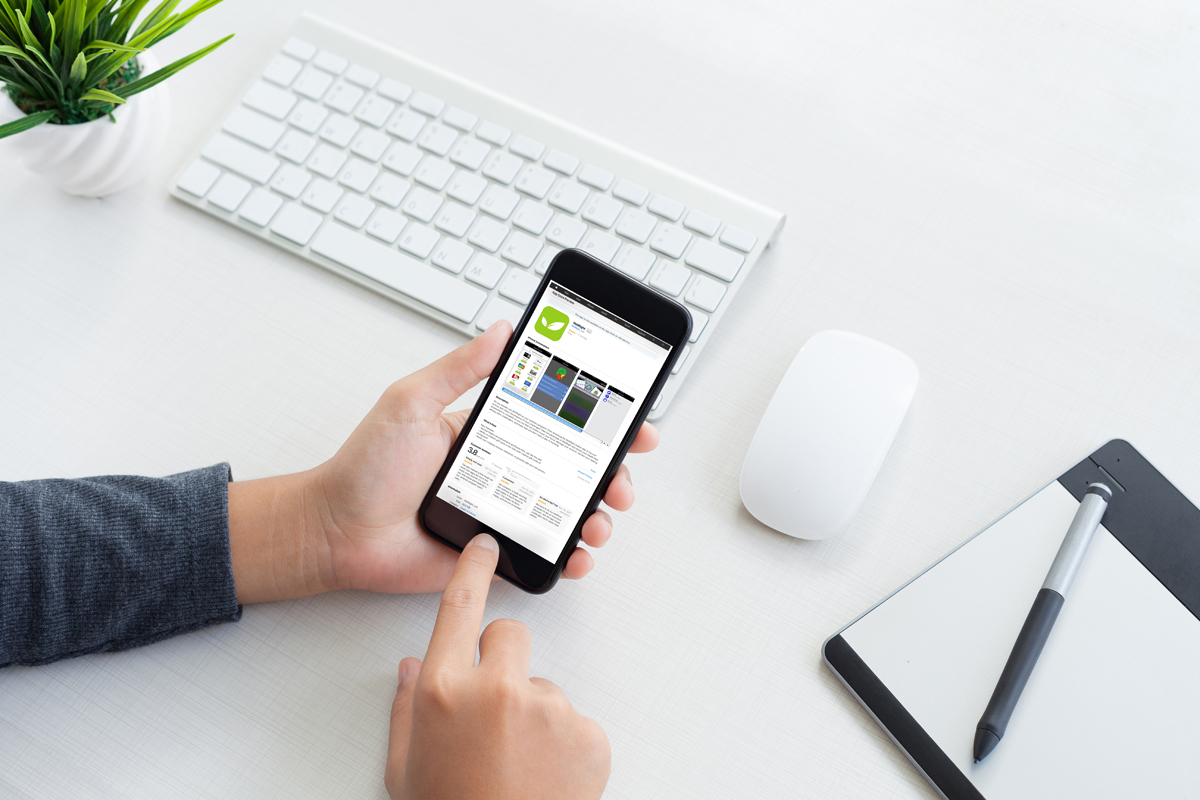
[435,282,672,562]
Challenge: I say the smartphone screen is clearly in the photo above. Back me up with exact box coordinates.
[434,280,672,562]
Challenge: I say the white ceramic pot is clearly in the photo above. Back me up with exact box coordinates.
[0,53,170,197]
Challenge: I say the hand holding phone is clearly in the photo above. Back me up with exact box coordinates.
[385,534,611,800]
[420,250,691,592]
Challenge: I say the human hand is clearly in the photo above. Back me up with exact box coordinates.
[228,321,660,602]
[385,534,610,800]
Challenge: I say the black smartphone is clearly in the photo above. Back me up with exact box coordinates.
[418,249,692,593]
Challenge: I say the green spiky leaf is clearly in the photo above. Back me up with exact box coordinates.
[116,31,230,98]
[79,86,124,104]
[0,108,55,139]
[68,49,86,82]
[0,0,227,130]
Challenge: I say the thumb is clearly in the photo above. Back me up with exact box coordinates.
[404,320,511,418]
[385,657,424,797]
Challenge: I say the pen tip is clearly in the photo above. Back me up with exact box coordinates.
[973,728,1000,762]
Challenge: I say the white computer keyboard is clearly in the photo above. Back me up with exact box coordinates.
[170,14,784,420]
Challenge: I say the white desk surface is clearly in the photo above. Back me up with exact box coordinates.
[3,1,1200,797]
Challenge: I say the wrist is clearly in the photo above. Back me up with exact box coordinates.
[227,469,339,604]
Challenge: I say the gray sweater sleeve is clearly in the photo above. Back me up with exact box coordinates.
[0,464,242,668]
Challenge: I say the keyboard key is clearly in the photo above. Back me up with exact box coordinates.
[244,81,296,119]
[350,128,390,161]
[434,201,476,237]
[410,91,445,116]
[337,158,379,193]
[311,223,486,322]
[547,179,588,214]
[649,260,689,296]
[369,173,411,207]
[382,142,422,176]
[581,193,622,228]
[262,55,303,88]
[579,229,620,263]
[476,121,511,146]
[377,78,412,102]
[401,187,443,222]
[202,134,279,183]
[578,164,613,191]
[475,297,523,331]
[418,122,458,156]
[207,172,251,212]
[334,194,375,228]
[612,244,655,280]
[465,253,506,289]
[307,144,348,178]
[719,225,757,253]
[500,231,542,268]
[613,178,649,205]
[277,130,317,163]
[415,157,456,191]
[499,269,540,304]
[683,210,720,237]
[449,138,490,170]
[385,108,426,142]
[649,224,691,259]
[482,151,522,184]
[398,223,440,258]
[282,37,316,61]
[223,107,285,150]
[615,208,656,244]
[319,114,359,147]
[324,82,364,114]
[512,200,553,235]
[443,106,478,132]
[515,164,555,199]
[509,134,544,161]
[432,238,473,273]
[270,164,312,199]
[287,99,328,133]
[293,67,333,100]
[545,214,586,248]
[447,171,487,205]
[648,194,685,221]
[271,202,322,245]
[239,188,283,226]
[354,95,395,128]
[684,274,726,312]
[534,245,561,275]
[176,160,220,197]
[685,239,744,281]
[688,310,708,342]
[671,345,690,375]
[468,217,510,252]
[479,185,520,220]
[313,50,348,74]
[302,179,343,213]
[344,64,380,88]
[543,149,579,176]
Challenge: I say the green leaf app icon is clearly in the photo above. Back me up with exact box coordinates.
[535,305,569,341]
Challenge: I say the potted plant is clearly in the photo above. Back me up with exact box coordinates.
[0,0,231,197]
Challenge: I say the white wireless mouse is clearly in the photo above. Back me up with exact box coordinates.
[740,330,918,540]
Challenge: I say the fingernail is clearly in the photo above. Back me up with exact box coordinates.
[472,533,499,553]
[486,320,506,334]
[398,661,412,683]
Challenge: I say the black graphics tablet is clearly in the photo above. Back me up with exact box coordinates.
[824,441,1200,799]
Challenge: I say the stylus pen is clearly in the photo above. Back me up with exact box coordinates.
[972,481,1112,763]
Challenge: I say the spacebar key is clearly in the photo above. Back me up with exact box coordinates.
[312,223,487,323]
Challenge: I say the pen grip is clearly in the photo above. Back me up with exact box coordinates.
[977,587,1064,739]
